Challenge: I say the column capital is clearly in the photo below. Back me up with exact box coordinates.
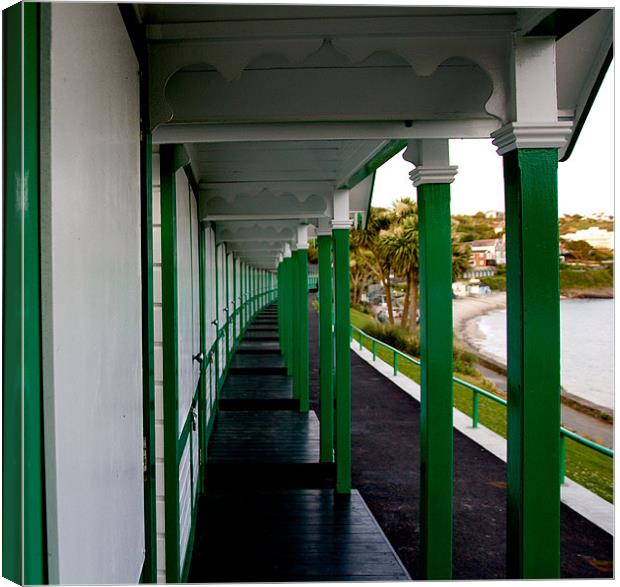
[331,189,353,230]
[316,217,332,237]
[491,122,573,156]
[296,224,309,250]
[283,242,292,258]
[409,166,459,187]
[403,138,458,187]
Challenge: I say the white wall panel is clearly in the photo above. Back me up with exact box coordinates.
[42,4,144,583]
[176,171,194,431]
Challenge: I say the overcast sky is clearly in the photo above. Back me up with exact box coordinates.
[372,62,614,217]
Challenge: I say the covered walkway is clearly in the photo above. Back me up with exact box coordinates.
[188,304,410,582]
[4,4,613,583]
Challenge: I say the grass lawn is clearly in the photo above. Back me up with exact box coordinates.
[350,308,613,503]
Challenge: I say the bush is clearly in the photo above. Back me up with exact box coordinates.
[362,320,477,375]
[351,301,373,315]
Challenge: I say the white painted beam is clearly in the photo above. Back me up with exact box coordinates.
[153,120,499,144]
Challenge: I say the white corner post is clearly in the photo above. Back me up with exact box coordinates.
[331,189,352,493]
[403,139,457,580]
[490,37,572,580]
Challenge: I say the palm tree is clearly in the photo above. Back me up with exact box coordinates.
[379,200,419,329]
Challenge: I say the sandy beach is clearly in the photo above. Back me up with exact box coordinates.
[452,292,506,361]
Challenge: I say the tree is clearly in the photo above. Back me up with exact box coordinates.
[350,208,396,323]
[379,198,419,329]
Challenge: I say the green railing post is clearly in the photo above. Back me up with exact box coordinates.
[502,147,561,578]
[393,351,398,376]
[359,331,363,350]
[333,224,352,494]
[372,341,377,361]
[413,144,455,580]
[317,232,334,463]
[472,390,479,428]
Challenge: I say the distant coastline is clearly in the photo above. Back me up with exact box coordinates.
[561,287,614,299]
[453,292,614,421]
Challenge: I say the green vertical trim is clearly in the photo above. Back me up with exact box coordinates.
[140,131,157,583]
[296,250,310,412]
[332,229,351,494]
[160,145,181,583]
[3,3,47,583]
[3,5,24,578]
[317,235,334,462]
[504,149,561,578]
[417,183,454,580]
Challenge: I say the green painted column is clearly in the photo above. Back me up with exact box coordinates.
[295,249,310,412]
[291,252,300,398]
[502,148,561,578]
[283,257,293,373]
[286,256,295,375]
[277,263,283,343]
[417,182,455,579]
[332,228,351,493]
[317,233,334,462]
[403,139,458,578]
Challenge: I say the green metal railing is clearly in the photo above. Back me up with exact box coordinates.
[350,324,613,483]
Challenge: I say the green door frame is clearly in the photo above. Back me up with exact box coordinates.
[3,4,47,583]
[159,144,204,582]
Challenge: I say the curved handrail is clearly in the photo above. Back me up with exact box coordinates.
[350,324,613,473]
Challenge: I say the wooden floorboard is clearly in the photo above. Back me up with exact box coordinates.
[208,410,320,464]
[188,489,410,582]
[229,352,286,374]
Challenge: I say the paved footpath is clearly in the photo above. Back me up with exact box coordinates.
[308,296,613,580]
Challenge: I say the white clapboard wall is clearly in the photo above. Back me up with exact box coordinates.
[41,4,144,583]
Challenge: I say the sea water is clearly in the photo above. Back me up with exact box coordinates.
[474,299,614,411]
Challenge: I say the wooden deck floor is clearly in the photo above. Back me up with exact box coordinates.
[188,304,410,582]
[188,489,410,582]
